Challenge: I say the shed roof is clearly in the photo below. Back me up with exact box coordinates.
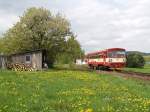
[10,49,45,56]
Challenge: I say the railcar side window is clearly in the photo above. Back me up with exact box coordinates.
[89,54,101,59]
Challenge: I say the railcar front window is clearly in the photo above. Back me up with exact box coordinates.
[108,51,125,58]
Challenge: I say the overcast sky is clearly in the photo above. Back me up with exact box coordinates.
[0,0,150,53]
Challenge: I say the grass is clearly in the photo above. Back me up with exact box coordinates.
[0,70,150,112]
[144,56,150,62]
[54,64,89,71]
[124,64,150,74]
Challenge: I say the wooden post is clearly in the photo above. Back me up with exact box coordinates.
[0,55,7,69]
[2,56,6,69]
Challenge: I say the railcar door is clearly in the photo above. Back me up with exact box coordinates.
[97,54,103,64]
[103,55,106,64]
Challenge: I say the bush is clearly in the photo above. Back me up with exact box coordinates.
[126,53,145,68]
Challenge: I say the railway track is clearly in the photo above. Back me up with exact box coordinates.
[96,69,150,81]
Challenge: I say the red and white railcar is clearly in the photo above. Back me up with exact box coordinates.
[86,48,126,69]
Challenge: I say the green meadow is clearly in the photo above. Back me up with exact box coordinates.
[0,70,150,112]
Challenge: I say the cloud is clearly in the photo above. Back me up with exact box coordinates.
[0,0,150,52]
[0,10,19,34]
[66,0,150,52]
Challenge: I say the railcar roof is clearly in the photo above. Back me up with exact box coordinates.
[86,48,126,56]
[107,48,125,51]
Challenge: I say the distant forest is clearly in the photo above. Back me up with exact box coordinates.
[126,51,150,56]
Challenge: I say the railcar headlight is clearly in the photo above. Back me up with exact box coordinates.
[109,59,112,62]
[123,58,126,62]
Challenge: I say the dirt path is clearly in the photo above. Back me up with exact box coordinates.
[96,70,150,81]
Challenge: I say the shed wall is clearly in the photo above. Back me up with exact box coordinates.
[11,51,43,70]
[31,52,42,70]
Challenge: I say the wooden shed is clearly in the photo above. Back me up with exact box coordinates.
[10,50,47,70]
